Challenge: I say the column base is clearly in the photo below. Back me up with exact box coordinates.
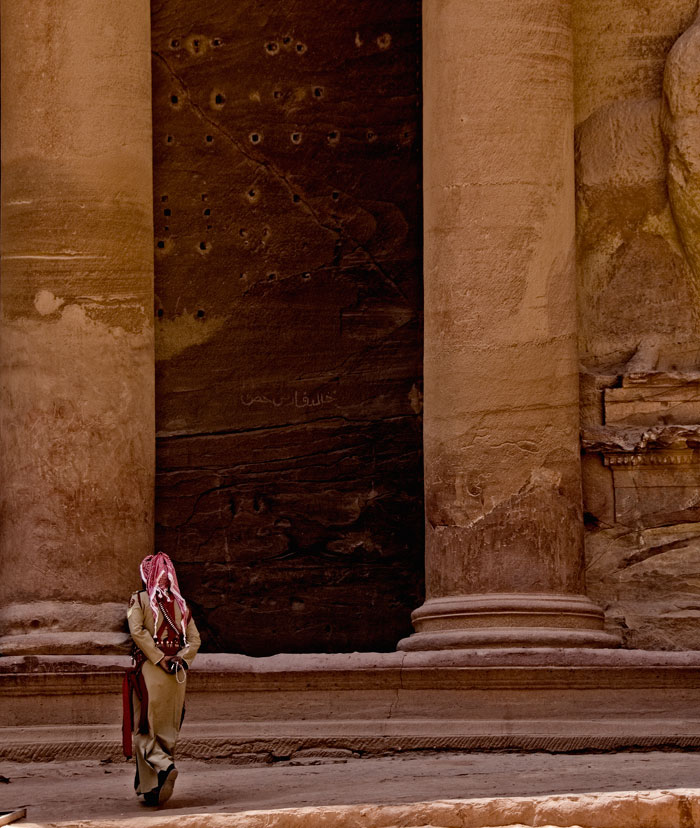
[0,601,130,655]
[397,593,621,651]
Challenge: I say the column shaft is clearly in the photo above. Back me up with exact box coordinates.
[400,0,617,649]
[0,0,155,653]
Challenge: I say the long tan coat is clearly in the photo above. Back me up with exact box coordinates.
[127,591,201,796]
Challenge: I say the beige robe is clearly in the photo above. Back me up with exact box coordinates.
[127,590,201,796]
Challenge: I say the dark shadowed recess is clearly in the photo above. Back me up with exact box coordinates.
[151,0,423,655]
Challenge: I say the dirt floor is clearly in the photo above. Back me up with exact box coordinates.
[2,751,700,824]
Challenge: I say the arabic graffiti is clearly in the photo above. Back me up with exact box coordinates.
[240,389,337,409]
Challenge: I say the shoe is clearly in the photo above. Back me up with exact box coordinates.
[158,764,178,805]
[142,790,159,807]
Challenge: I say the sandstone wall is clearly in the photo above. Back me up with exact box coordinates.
[150,0,423,654]
[576,0,700,648]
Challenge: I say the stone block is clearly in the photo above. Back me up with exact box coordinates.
[605,373,700,426]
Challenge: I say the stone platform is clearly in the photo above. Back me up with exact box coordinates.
[4,650,700,761]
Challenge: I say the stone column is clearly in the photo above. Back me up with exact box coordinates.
[399,0,617,649]
[0,0,155,654]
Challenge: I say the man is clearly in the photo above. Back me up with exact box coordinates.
[123,552,201,807]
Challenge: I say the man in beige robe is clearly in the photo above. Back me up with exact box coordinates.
[126,553,201,807]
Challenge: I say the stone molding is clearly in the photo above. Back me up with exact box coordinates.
[602,451,699,467]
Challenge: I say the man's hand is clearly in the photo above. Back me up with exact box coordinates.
[158,657,173,673]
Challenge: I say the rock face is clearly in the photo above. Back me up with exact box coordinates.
[150,1,423,653]
[576,1,700,649]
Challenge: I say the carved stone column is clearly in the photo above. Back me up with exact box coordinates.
[399,0,617,649]
[0,0,155,653]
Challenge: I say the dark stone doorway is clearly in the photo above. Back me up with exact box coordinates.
[151,0,423,654]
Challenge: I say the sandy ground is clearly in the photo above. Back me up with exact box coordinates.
[1,751,700,824]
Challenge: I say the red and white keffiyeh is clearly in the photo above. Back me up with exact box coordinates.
[139,552,188,643]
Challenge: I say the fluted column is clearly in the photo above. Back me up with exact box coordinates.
[399,0,617,649]
[0,0,155,653]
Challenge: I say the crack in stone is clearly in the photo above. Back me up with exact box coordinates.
[152,50,410,304]
[157,413,417,444]
[618,537,694,570]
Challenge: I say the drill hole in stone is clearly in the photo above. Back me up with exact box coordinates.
[265,42,279,53]
[273,89,283,100]
[296,42,307,53]
[268,272,277,281]
[249,132,261,144]
[157,308,164,318]
[302,272,311,279]
[199,241,209,251]
[331,191,340,200]
[247,188,258,201]
[215,93,226,106]
[201,193,208,201]
[170,95,179,106]
[207,224,212,230]
[166,135,174,144]
[291,132,302,144]
[292,194,301,203]
[283,36,292,44]
[211,38,222,47]
[164,208,171,216]
[313,87,324,98]
[262,227,270,238]
[239,228,248,237]
[204,208,211,216]
[377,33,392,49]
[157,240,166,249]
[327,130,339,144]
[205,134,214,143]
[161,195,168,202]
[366,130,377,142]
[196,308,205,318]
[164,226,170,231]
[170,39,180,49]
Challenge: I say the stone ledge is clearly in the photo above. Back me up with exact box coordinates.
[5,647,700,671]
[5,651,700,758]
[14,789,700,828]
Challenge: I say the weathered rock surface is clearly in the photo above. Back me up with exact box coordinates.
[663,8,700,287]
[150,0,423,653]
[12,785,700,828]
[577,3,700,650]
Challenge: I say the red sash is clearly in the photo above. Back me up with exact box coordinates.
[122,648,148,759]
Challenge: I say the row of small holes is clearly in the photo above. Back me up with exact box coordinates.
[266,41,307,54]
[172,87,324,107]
[170,37,222,49]
[164,131,350,145]
[167,34,390,52]
[166,129,404,146]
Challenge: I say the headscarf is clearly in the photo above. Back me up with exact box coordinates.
[139,552,188,643]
